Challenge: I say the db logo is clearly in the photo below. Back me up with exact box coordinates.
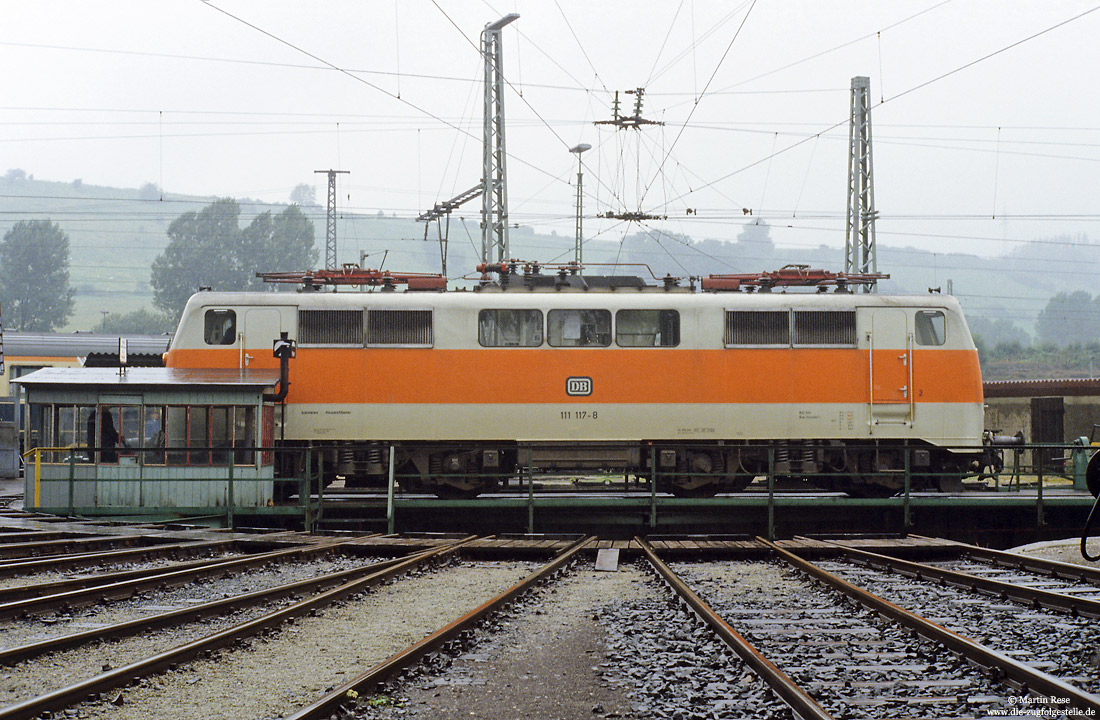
[566,377,593,396]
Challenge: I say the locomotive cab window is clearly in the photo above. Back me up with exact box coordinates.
[548,309,611,347]
[203,310,237,345]
[479,309,543,347]
[915,310,946,346]
[616,310,679,347]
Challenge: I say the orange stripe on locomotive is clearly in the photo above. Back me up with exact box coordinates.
[167,346,982,406]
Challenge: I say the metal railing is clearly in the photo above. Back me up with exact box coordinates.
[20,439,1099,536]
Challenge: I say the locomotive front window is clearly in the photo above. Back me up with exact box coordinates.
[915,310,946,346]
[616,310,680,347]
[203,310,237,345]
[479,309,543,347]
[548,309,611,347]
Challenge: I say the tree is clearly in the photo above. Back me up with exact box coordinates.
[290,183,317,206]
[150,199,316,314]
[93,308,177,334]
[0,219,75,330]
[150,198,246,313]
[240,205,318,287]
[1036,291,1098,347]
[968,316,1030,348]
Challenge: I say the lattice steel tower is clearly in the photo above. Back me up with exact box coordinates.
[481,14,518,266]
[315,169,349,270]
[844,76,878,292]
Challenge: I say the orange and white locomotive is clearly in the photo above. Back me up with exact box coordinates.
[164,266,985,496]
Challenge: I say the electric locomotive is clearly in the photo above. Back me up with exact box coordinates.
[163,265,985,497]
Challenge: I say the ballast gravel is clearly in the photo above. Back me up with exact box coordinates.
[355,562,794,720]
[65,560,536,720]
[0,553,233,592]
[0,554,371,653]
[820,558,1100,695]
[671,561,1011,719]
[0,555,376,707]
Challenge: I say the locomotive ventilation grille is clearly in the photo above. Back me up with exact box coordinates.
[725,310,855,347]
[366,309,433,347]
[298,310,364,346]
[297,309,434,347]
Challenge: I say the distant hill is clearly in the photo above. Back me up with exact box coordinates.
[0,172,1092,349]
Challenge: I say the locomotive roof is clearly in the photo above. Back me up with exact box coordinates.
[181,288,963,313]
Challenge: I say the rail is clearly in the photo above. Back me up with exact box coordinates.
[636,537,835,720]
[812,538,1100,619]
[761,537,1100,714]
[0,536,475,720]
[285,535,594,720]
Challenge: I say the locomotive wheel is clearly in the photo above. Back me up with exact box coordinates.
[395,460,426,493]
[667,451,724,496]
[722,473,753,493]
[434,483,482,499]
[844,481,897,498]
[669,480,720,498]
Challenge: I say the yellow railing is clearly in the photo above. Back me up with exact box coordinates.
[21,447,78,508]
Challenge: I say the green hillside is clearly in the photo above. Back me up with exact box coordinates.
[0,173,1091,355]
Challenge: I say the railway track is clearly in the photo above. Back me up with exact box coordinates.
[813,546,1100,696]
[314,539,1100,719]
[0,537,536,719]
[0,528,1097,718]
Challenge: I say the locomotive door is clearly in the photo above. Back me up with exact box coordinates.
[242,308,287,368]
[868,309,913,427]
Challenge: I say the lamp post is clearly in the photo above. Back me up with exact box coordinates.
[569,143,591,271]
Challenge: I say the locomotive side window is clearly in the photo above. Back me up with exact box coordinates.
[792,311,856,347]
[724,311,789,346]
[366,309,433,347]
[479,309,543,347]
[548,309,611,347]
[915,310,946,346]
[299,309,364,346]
[616,310,680,347]
[203,310,237,345]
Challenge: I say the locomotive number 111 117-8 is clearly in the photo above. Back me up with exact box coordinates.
[164,267,987,497]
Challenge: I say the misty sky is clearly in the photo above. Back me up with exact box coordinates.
[3,1,1100,263]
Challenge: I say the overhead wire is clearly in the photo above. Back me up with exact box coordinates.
[646,2,1100,214]
[201,0,612,211]
[637,0,758,208]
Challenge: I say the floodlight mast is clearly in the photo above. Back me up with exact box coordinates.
[481,13,519,266]
[569,143,591,270]
[844,76,878,292]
